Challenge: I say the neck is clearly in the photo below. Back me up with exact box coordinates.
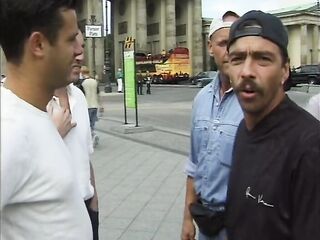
[219,72,231,95]
[4,63,53,111]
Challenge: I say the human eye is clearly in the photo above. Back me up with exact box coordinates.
[217,40,228,47]
[255,53,273,65]
[229,54,243,65]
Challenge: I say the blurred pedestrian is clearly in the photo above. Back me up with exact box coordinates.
[81,66,101,148]
[116,68,123,93]
[0,0,92,239]
[137,77,143,95]
[226,10,320,240]
[146,71,151,94]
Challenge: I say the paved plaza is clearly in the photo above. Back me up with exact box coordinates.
[93,117,190,240]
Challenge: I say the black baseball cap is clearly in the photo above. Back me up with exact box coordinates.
[227,10,288,57]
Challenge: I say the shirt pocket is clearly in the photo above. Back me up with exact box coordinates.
[218,124,238,167]
[194,120,210,149]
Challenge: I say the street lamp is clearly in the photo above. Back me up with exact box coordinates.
[103,0,112,93]
[89,15,97,77]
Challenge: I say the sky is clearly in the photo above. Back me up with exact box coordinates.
[202,0,316,18]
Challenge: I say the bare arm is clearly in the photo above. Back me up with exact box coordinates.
[89,162,99,211]
[181,176,198,240]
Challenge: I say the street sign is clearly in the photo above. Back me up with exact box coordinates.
[124,49,136,108]
[85,25,102,38]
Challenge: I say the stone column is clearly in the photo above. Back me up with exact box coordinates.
[312,25,319,64]
[166,0,176,50]
[136,0,147,52]
[85,0,104,79]
[187,0,194,75]
[192,0,203,75]
[160,0,166,51]
[300,24,308,65]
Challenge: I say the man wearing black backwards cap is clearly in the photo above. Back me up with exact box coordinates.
[181,11,242,240]
[226,10,320,240]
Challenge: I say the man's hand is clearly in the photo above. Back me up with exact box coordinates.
[181,218,196,240]
[51,108,76,138]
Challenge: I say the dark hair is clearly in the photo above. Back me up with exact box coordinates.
[0,0,82,64]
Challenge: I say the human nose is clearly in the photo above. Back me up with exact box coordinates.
[240,58,255,79]
[74,41,83,59]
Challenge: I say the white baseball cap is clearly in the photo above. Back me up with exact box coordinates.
[208,20,233,40]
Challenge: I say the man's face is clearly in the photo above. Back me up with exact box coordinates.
[228,36,289,118]
[47,9,82,89]
[208,28,231,75]
[69,31,84,83]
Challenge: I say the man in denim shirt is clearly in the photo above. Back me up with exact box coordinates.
[181,11,243,240]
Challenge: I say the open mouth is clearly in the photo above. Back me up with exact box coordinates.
[239,86,257,99]
[72,64,81,69]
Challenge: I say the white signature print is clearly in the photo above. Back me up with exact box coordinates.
[245,187,274,208]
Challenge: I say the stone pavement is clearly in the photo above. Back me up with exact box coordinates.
[92,117,191,240]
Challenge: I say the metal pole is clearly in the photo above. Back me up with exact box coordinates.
[92,38,96,76]
[90,15,97,77]
[122,42,128,124]
[134,40,139,127]
[104,0,112,92]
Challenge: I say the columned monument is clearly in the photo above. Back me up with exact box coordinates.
[113,0,203,76]
[1,1,318,78]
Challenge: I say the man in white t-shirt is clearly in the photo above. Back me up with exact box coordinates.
[0,1,92,239]
[47,30,99,240]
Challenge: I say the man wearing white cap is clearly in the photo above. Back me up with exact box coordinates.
[181,11,243,240]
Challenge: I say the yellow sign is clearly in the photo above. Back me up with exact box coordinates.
[124,36,134,49]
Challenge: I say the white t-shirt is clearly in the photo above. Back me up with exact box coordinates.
[81,78,99,108]
[306,93,320,121]
[1,87,92,240]
[47,84,94,200]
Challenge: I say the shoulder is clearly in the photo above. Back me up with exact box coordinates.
[69,84,88,107]
[193,79,215,105]
[70,84,85,98]
[287,101,320,148]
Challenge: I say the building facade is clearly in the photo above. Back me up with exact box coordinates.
[112,0,203,77]
[271,2,320,67]
[1,2,319,78]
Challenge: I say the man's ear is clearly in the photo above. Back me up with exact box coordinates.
[28,32,47,58]
[281,62,290,85]
[208,40,214,57]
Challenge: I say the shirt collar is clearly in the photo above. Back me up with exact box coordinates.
[207,71,234,95]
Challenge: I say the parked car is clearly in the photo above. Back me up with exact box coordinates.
[290,64,320,86]
[190,71,217,87]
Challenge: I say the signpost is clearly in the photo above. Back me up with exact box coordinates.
[123,36,138,126]
[85,15,102,76]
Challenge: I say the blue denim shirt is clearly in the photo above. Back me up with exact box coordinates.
[185,73,243,206]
